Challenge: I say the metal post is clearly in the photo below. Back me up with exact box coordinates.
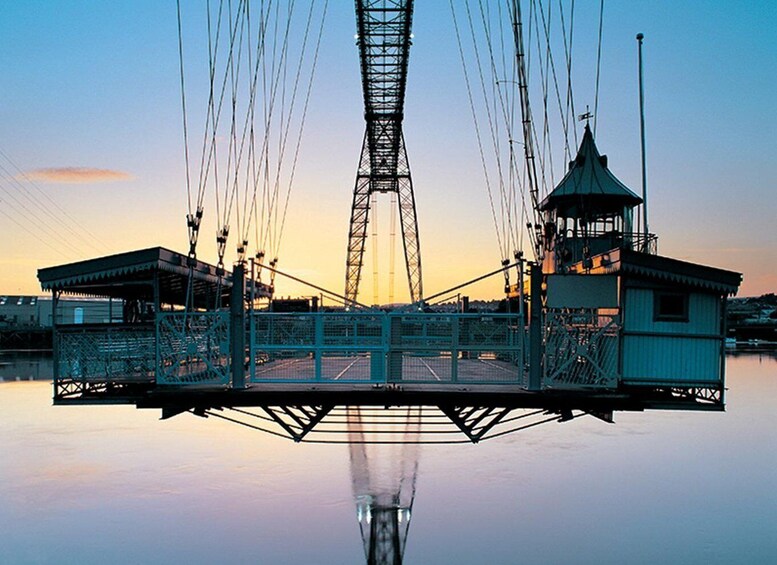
[637,33,649,248]
[527,263,543,391]
[153,271,160,317]
[52,290,60,383]
[314,313,323,381]
[517,259,526,385]
[231,262,246,389]
[451,314,459,383]
[387,315,402,383]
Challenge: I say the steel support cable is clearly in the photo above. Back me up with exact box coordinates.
[255,23,292,262]
[509,0,542,258]
[197,0,247,223]
[449,0,506,261]
[476,0,522,256]
[231,0,253,246]
[388,191,397,305]
[265,0,299,260]
[252,0,274,269]
[176,0,194,217]
[527,0,553,200]
[0,205,80,260]
[242,0,258,262]
[0,180,86,257]
[371,192,379,305]
[223,0,279,262]
[228,0,281,259]
[203,409,293,439]
[528,0,555,198]
[0,161,108,254]
[260,0,286,260]
[498,23,532,259]
[196,0,227,217]
[559,0,578,158]
[0,150,104,251]
[413,259,521,307]
[302,438,472,445]
[464,0,512,261]
[496,0,522,254]
[266,0,322,256]
[477,0,510,253]
[593,0,604,136]
[479,0,510,253]
[516,0,545,256]
[256,3,271,247]
[273,0,330,261]
[537,0,557,192]
[258,261,372,310]
[536,0,573,168]
[271,0,291,257]
[242,1,300,259]
[207,407,569,444]
[253,0,321,258]
[222,0,248,244]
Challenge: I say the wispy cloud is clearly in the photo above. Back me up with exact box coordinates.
[23,167,132,184]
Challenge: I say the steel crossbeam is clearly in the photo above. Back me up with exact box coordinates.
[346,0,422,305]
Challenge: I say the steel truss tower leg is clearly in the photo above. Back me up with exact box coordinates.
[345,131,423,306]
[346,131,373,305]
[396,132,422,304]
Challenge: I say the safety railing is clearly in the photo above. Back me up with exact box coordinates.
[56,323,155,382]
[249,312,385,383]
[249,312,525,384]
[543,308,620,389]
[52,311,528,387]
[156,312,230,385]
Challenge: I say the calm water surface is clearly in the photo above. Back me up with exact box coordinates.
[1,349,775,564]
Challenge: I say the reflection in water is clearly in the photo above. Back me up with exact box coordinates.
[348,407,421,565]
[0,350,52,381]
[1,349,776,563]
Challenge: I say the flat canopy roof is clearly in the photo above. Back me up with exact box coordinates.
[38,247,232,308]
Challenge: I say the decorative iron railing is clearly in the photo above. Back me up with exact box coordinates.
[543,308,620,389]
[626,232,658,255]
[249,312,525,384]
[56,323,155,381]
[156,312,230,385]
[52,312,528,388]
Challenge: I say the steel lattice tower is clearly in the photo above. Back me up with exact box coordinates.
[345,0,422,306]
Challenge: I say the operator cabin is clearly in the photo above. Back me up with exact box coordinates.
[539,124,741,389]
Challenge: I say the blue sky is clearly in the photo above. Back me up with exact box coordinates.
[0,1,774,298]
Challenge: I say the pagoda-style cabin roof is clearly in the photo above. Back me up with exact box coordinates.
[539,124,642,217]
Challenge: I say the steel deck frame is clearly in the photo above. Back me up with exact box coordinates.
[52,378,725,443]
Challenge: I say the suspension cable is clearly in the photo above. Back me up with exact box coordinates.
[176,0,193,218]
[593,0,605,135]
[273,0,329,257]
[450,0,507,261]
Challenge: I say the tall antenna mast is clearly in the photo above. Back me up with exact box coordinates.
[637,33,649,247]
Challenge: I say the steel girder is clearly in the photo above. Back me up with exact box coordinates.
[346,0,422,305]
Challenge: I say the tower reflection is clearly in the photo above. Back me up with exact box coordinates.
[348,406,421,565]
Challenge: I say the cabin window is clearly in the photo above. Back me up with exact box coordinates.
[653,292,689,322]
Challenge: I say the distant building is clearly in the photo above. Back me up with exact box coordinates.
[0,295,120,328]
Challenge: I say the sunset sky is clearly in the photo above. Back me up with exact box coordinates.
[1,1,774,301]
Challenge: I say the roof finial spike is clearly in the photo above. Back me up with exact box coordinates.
[578,105,593,128]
